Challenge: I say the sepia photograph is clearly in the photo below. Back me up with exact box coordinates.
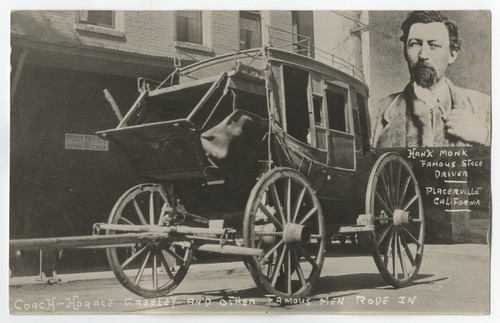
[370,11,491,148]
[7,6,492,316]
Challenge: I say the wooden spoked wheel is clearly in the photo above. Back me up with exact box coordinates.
[243,168,325,299]
[366,153,425,288]
[106,183,192,298]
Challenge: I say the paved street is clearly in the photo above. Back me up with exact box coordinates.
[9,243,490,314]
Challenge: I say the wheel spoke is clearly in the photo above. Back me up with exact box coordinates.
[377,224,393,246]
[398,175,412,208]
[292,187,306,223]
[400,226,421,248]
[271,245,287,287]
[388,162,396,206]
[152,253,158,289]
[155,248,175,280]
[266,255,274,278]
[285,178,291,223]
[399,231,416,266]
[258,203,283,230]
[270,183,287,224]
[263,239,285,261]
[119,216,134,225]
[396,230,408,278]
[133,199,148,225]
[395,163,402,209]
[379,172,395,210]
[291,248,307,287]
[392,230,397,277]
[149,192,155,225]
[121,245,148,269]
[383,227,394,267]
[375,192,394,217]
[134,250,151,284]
[286,249,292,294]
[298,206,318,225]
[402,195,418,211]
[296,244,318,269]
[163,246,187,264]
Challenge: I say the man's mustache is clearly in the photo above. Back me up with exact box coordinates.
[412,59,435,71]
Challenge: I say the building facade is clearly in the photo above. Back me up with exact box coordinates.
[10,10,369,275]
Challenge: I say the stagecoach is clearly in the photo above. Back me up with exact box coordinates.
[11,46,425,300]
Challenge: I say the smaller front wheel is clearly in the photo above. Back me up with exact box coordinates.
[243,168,326,299]
[106,183,192,298]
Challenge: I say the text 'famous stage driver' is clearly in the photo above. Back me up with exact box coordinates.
[372,11,490,148]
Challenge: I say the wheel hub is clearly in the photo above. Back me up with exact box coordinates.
[283,223,311,245]
[393,209,412,226]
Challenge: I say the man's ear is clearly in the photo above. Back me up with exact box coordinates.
[448,50,459,64]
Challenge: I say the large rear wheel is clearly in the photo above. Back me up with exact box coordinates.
[366,153,425,288]
[243,168,326,299]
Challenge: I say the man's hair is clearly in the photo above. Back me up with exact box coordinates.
[400,11,461,52]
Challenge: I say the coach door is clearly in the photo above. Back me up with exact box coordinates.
[324,81,355,171]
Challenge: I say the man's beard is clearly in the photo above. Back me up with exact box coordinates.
[410,60,438,88]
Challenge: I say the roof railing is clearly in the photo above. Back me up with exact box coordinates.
[267,25,365,82]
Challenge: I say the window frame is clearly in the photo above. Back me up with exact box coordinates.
[75,11,125,37]
[239,11,262,50]
[322,80,356,171]
[175,10,204,45]
[78,11,115,28]
[323,81,353,135]
[309,79,328,152]
[174,11,212,48]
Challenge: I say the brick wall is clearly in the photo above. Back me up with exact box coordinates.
[268,11,294,49]
[12,10,364,68]
[123,11,176,57]
[211,11,240,55]
[11,11,177,58]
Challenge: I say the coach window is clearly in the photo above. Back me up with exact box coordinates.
[312,94,327,150]
[325,84,349,133]
[283,65,310,144]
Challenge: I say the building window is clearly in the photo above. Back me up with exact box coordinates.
[78,11,114,28]
[176,11,203,44]
[75,11,125,37]
[239,11,262,50]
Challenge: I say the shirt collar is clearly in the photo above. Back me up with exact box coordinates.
[413,78,450,108]
[412,79,452,119]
